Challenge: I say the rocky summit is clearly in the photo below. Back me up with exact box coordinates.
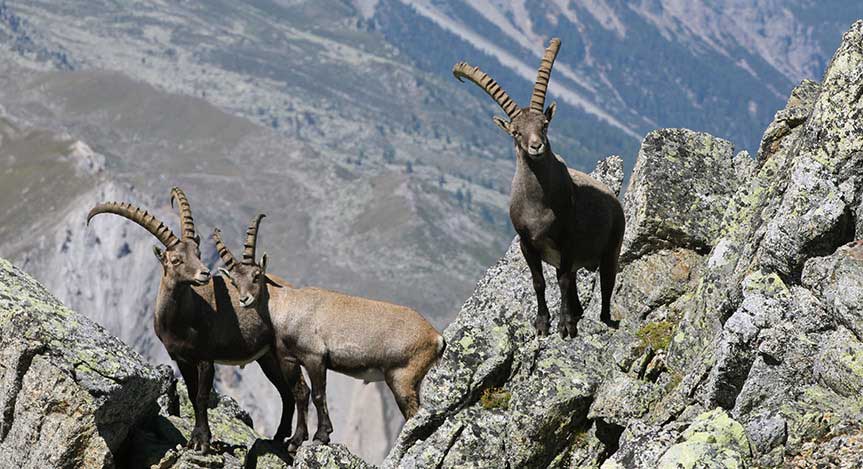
[384,19,863,469]
[1,18,862,469]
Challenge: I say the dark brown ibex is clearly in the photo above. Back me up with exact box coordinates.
[214,217,445,445]
[87,188,309,453]
[453,38,625,338]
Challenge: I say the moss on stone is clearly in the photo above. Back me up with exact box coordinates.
[480,387,511,410]
[637,321,676,352]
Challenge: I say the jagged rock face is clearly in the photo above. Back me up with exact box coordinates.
[383,157,626,469]
[0,257,165,467]
[293,444,372,469]
[384,20,863,469]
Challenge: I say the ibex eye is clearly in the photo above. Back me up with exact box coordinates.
[171,257,182,265]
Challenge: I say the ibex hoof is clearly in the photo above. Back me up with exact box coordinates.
[557,322,569,338]
[533,317,550,337]
[601,317,620,329]
[558,321,578,338]
[311,432,331,446]
[187,428,211,453]
[287,438,302,453]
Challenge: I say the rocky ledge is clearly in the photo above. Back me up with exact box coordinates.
[384,19,863,469]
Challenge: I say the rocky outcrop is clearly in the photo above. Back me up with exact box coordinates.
[0,256,298,469]
[382,20,863,469]
[0,257,164,467]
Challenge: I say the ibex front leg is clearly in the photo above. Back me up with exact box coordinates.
[520,237,550,336]
[556,255,580,338]
[177,359,214,453]
[258,352,299,447]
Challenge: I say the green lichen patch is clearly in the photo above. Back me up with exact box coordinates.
[637,321,676,352]
[656,409,752,468]
[480,387,511,410]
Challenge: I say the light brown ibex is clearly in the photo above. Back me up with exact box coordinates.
[87,188,309,453]
[453,38,625,338]
[211,214,311,451]
[213,217,445,445]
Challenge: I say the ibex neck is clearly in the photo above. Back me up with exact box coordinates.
[154,277,188,331]
[514,145,558,184]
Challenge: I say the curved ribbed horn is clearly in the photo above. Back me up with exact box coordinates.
[452,62,522,119]
[529,38,561,113]
[170,187,198,243]
[242,214,266,265]
[87,202,179,248]
[212,228,238,271]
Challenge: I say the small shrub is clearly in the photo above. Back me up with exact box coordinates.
[480,387,511,410]
[637,320,675,352]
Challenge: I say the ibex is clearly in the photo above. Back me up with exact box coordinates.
[211,214,311,451]
[87,188,309,453]
[453,38,625,338]
[215,218,445,445]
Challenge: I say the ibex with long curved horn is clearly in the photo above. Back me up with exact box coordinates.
[87,189,309,452]
[454,38,625,338]
[213,217,445,446]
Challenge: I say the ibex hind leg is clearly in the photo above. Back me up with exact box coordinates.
[599,244,621,329]
[385,367,421,420]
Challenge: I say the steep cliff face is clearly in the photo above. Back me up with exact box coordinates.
[384,20,863,469]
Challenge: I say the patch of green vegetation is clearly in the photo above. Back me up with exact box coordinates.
[480,387,511,410]
[665,369,684,392]
[637,320,676,352]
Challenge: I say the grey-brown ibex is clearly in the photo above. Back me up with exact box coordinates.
[213,217,445,445]
[453,38,625,338]
[87,188,309,453]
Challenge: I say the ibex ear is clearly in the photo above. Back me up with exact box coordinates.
[260,253,268,275]
[152,245,164,262]
[492,116,512,135]
[544,101,557,122]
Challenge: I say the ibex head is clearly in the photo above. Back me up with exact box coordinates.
[87,187,211,286]
[453,38,560,159]
[213,214,268,308]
